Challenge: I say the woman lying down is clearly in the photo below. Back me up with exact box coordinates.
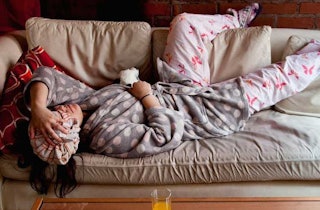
[25,3,320,165]
[27,38,320,163]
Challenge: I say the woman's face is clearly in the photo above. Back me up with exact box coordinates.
[54,104,83,126]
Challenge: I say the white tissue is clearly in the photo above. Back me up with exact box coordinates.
[120,67,140,86]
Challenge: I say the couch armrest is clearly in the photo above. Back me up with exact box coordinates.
[0,30,27,99]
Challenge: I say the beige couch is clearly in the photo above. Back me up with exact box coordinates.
[1,17,320,210]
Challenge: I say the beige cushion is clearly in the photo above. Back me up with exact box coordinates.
[275,35,320,117]
[209,26,272,83]
[2,110,320,186]
[0,31,26,99]
[25,17,152,88]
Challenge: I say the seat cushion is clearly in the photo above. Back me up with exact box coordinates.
[2,110,320,184]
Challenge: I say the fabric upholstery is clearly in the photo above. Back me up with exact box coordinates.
[25,17,152,88]
[275,35,320,117]
[0,31,27,100]
[209,26,272,83]
[1,110,320,184]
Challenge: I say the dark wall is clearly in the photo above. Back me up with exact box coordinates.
[98,0,146,21]
[2,0,319,31]
[40,0,146,21]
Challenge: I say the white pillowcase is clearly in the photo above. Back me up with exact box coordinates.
[275,35,320,117]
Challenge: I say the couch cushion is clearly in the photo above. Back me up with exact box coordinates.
[275,35,320,117]
[2,110,320,184]
[25,17,152,88]
[209,26,271,83]
[0,31,27,100]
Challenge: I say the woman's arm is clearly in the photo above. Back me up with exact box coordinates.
[89,106,185,158]
[25,66,95,144]
[86,80,185,158]
[28,82,67,145]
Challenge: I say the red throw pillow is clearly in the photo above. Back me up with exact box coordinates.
[0,46,63,154]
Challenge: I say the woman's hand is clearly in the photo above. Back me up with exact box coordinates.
[129,81,161,108]
[29,106,69,145]
[29,106,68,145]
[28,82,68,145]
[129,80,152,99]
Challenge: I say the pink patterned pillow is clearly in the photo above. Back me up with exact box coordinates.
[0,46,63,154]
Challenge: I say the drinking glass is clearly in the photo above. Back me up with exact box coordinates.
[151,188,172,210]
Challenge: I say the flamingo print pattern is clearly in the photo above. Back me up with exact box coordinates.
[241,40,320,114]
[160,13,320,116]
[161,13,240,87]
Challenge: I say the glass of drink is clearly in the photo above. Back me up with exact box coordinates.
[151,188,172,210]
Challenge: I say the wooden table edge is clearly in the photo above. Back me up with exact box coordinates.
[31,196,320,210]
[35,197,320,204]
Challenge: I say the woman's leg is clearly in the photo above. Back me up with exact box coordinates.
[241,40,320,114]
[162,3,261,87]
[163,12,238,87]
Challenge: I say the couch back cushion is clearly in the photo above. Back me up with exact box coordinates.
[209,26,271,83]
[153,26,272,83]
[25,17,152,88]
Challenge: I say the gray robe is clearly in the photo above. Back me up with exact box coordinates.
[24,66,250,158]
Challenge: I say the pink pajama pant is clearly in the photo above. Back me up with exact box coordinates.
[242,41,320,114]
[163,13,240,86]
[163,13,320,114]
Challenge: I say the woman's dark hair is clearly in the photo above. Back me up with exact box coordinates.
[14,120,81,198]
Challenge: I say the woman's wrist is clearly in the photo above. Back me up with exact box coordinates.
[140,93,153,102]
[30,101,48,113]
[140,94,160,109]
